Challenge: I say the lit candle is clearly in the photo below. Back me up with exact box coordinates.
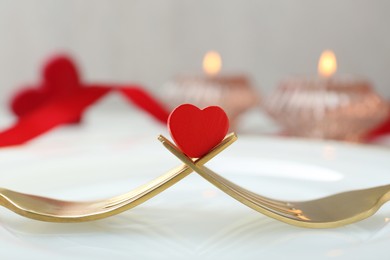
[203,51,222,77]
[318,50,337,78]
[163,51,259,129]
[264,50,389,141]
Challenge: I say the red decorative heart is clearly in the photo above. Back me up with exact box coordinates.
[168,104,229,158]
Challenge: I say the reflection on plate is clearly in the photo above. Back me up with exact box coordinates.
[1,134,390,259]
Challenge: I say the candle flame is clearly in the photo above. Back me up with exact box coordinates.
[203,51,221,76]
[318,50,337,78]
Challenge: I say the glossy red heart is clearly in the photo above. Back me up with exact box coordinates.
[168,104,229,158]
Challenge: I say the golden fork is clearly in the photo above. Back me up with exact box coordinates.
[159,135,390,228]
[0,133,237,222]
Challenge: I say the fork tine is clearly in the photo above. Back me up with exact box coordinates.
[159,134,390,228]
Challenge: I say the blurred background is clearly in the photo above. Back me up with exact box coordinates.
[0,0,389,142]
[0,0,389,105]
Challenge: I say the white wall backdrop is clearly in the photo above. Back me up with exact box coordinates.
[0,0,389,114]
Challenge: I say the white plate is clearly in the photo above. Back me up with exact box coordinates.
[1,134,390,260]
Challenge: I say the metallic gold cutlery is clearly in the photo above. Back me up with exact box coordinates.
[159,135,390,228]
[1,132,390,229]
[0,133,236,222]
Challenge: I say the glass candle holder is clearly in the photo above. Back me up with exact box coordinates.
[263,77,390,141]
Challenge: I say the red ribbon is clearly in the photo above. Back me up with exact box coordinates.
[365,115,390,141]
[0,55,169,148]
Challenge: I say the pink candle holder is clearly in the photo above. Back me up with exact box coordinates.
[263,77,390,141]
[161,51,260,130]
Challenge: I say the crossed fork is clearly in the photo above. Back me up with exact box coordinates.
[1,133,390,228]
[0,133,236,223]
